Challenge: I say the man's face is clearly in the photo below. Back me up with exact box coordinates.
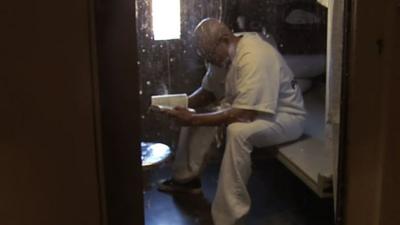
[197,40,230,68]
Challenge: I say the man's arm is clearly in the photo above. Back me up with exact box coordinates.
[188,87,216,109]
[166,107,258,126]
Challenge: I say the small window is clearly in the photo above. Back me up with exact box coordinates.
[152,0,181,40]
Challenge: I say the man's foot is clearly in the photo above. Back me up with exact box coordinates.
[157,178,202,194]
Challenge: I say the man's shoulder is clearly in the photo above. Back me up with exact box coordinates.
[235,33,277,64]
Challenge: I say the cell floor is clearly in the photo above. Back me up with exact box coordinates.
[143,157,334,225]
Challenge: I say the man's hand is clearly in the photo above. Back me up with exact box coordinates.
[148,105,164,113]
[150,104,257,127]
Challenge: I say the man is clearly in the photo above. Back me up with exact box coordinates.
[156,18,306,225]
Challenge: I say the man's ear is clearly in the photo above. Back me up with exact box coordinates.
[220,34,231,44]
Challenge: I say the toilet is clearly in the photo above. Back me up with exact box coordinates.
[141,142,172,189]
[285,53,326,93]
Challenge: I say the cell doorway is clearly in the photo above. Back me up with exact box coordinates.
[135,0,345,224]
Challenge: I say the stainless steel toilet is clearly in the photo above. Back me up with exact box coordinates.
[141,142,172,190]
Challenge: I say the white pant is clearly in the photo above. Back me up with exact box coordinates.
[171,112,305,225]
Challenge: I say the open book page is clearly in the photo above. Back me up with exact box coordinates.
[151,94,188,110]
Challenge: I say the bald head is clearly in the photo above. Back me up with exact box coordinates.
[194,18,233,57]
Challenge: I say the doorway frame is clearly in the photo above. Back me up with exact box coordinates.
[92,0,144,224]
[91,0,354,224]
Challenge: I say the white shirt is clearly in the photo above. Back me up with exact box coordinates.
[202,32,306,116]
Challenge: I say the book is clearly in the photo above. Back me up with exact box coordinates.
[151,94,188,110]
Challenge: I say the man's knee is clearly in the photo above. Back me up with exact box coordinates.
[226,123,251,141]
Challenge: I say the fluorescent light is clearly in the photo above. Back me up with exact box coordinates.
[152,0,181,40]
